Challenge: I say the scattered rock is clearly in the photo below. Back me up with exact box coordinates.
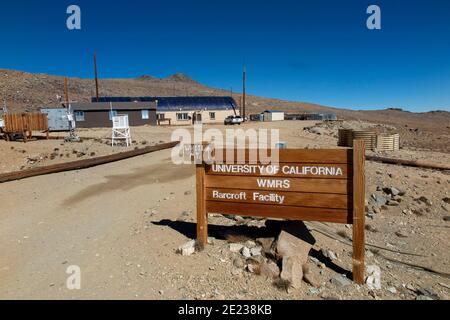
[417,196,432,206]
[177,240,196,256]
[371,194,387,206]
[260,261,280,279]
[241,247,252,259]
[443,216,450,222]
[303,272,321,288]
[383,187,401,196]
[366,265,381,290]
[395,231,408,238]
[303,265,321,288]
[417,287,440,300]
[387,287,397,294]
[443,197,450,205]
[321,249,337,261]
[245,240,256,248]
[233,257,245,269]
[246,261,261,274]
[387,199,400,206]
[365,225,378,233]
[331,275,351,288]
[256,237,276,256]
[373,207,381,214]
[250,246,262,257]
[307,127,326,135]
[229,243,244,253]
[184,190,192,196]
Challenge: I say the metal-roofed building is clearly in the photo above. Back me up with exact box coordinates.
[92,96,238,125]
[70,101,157,128]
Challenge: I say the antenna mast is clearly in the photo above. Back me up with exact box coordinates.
[242,65,246,120]
[94,53,100,102]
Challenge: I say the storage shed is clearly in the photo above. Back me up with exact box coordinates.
[41,108,70,131]
[263,110,285,122]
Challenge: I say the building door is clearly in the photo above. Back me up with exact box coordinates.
[193,112,202,124]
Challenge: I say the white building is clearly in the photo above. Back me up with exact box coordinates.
[263,110,285,122]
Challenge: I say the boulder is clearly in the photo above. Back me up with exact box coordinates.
[277,231,312,264]
[280,256,304,289]
[276,221,315,263]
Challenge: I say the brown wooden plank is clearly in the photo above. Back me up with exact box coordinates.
[209,148,352,164]
[205,163,352,179]
[205,201,351,224]
[352,139,365,284]
[205,175,352,194]
[205,188,350,209]
[196,164,208,247]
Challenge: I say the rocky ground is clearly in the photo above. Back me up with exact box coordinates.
[0,120,449,300]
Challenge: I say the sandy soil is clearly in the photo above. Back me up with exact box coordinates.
[0,121,449,300]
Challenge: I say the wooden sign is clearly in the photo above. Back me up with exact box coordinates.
[196,140,366,284]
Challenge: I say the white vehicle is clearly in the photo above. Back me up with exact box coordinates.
[224,115,244,125]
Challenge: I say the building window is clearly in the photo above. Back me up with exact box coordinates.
[74,111,85,121]
[141,110,149,119]
[157,113,165,120]
[209,112,216,120]
[176,113,189,121]
[109,110,118,120]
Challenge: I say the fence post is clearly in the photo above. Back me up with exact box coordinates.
[352,139,366,284]
[196,163,207,248]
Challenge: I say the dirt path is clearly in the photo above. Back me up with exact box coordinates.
[0,149,197,299]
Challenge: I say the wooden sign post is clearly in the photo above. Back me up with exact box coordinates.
[196,140,365,284]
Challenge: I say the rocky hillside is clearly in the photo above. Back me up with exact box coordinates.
[1,69,449,152]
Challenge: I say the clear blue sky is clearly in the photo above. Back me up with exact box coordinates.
[1,0,449,112]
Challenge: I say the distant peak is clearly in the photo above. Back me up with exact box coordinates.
[136,74,157,81]
[165,73,197,83]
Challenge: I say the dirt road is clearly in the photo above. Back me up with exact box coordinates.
[0,149,198,299]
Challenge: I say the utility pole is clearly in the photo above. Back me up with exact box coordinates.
[242,65,246,120]
[94,53,99,102]
[2,95,7,113]
[64,77,69,105]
